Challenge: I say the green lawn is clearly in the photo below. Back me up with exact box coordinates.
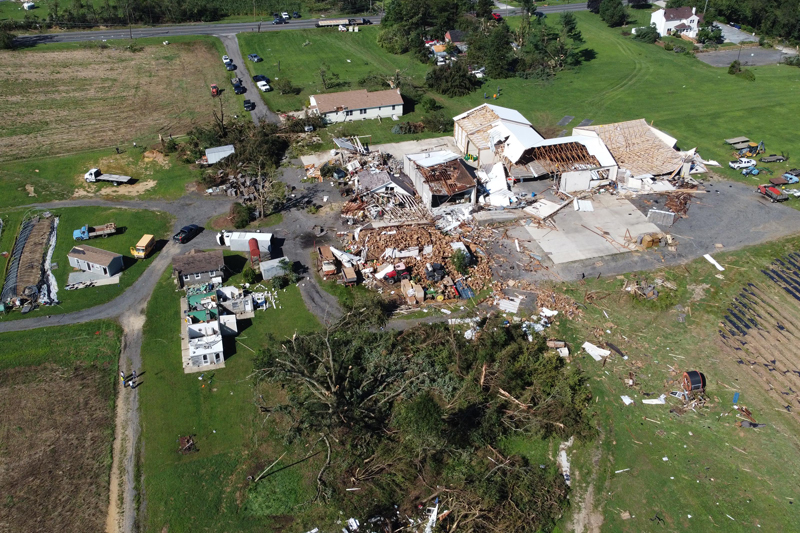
[551,235,800,531]
[139,266,320,532]
[1,206,173,319]
[237,12,800,182]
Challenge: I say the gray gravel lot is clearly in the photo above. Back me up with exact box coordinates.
[697,47,793,67]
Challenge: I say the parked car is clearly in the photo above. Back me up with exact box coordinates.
[173,224,201,244]
[253,74,269,83]
[243,99,256,111]
[761,154,787,163]
[272,17,284,24]
[492,13,502,21]
[256,80,272,92]
[248,53,263,62]
[292,11,300,18]
[359,17,372,24]
[281,11,290,19]
[304,125,314,132]
[729,158,756,169]
[226,62,236,71]
[222,55,231,64]
[233,83,245,94]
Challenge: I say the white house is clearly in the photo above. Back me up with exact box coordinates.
[650,7,704,39]
[453,104,543,167]
[309,89,404,123]
[67,245,124,277]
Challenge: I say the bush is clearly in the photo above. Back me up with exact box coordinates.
[0,30,16,50]
[163,138,178,154]
[230,202,251,229]
[242,263,258,284]
[664,42,674,51]
[422,111,450,133]
[728,60,742,75]
[737,69,756,81]
[451,249,469,275]
[784,55,800,67]
[633,25,658,43]
[273,78,294,95]
[420,96,441,112]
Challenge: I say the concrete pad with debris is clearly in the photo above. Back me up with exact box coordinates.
[523,194,660,264]
[67,270,122,287]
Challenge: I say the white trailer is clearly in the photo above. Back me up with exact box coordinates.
[216,231,272,256]
[84,168,132,185]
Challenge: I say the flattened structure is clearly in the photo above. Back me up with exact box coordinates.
[574,119,682,177]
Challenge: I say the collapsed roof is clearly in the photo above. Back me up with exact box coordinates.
[408,154,477,196]
[518,135,617,177]
[454,104,543,154]
[573,119,682,177]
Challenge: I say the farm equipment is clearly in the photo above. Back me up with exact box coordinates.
[84,168,132,185]
[73,222,117,241]
[375,262,411,285]
[130,234,155,259]
[761,154,787,163]
[210,84,220,97]
[736,141,765,158]
[756,184,789,203]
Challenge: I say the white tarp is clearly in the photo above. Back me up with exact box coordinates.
[582,342,611,361]
[642,394,667,405]
[620,395,634,406]
[382,247,420,259]
[573,199,594,212]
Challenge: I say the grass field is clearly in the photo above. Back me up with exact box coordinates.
[0,36,241,162]
[0,320,122,532]
[139,266,321,532]
[239,12,800,183]
[1,206,173,319]
[549,236,800,531]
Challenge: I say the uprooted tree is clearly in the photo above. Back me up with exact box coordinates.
[253,299,594,531]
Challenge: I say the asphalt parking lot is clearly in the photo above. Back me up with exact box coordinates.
[697,46,793,67]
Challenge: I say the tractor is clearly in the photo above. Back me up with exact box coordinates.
[736,141,765,158]
[210,84,220,97]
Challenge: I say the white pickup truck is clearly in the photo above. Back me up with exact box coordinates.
[84,168,132,185]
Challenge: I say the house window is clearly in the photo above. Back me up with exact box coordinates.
[345,110,353,117]
[183,275,190,281]
[209,270,216,276]
[195,273,202,279]
[359,109,367,115]
[392,105,396,111]
[202,354,208,364]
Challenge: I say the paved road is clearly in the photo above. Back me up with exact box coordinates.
[697,46,794,67]
[218,33,280,125]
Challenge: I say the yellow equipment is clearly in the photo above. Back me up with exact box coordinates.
[130,234,155,259]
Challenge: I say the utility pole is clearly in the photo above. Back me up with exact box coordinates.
[704,0,709,15]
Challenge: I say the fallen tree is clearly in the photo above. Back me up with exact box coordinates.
[253,300,594,531]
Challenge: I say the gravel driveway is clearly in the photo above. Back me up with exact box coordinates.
[697,46,792,67]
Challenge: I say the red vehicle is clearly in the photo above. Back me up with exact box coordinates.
[378,262,411,285]
[756,184,789,203]
[492,13,503,21]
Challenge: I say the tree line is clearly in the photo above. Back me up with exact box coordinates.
[0,0,372,32]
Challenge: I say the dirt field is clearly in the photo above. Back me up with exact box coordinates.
[0,364,114,533]
[0,40,236,162]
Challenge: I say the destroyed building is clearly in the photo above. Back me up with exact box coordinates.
[355,169,416,196]
[453,104,543,167]
[573,119,683,178]
[512,136,619,191]
[404,151,477,208]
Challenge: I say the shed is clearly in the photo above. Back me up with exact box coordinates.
[259,257,287,280]
[205,145,236,165]
[67,245,124,277]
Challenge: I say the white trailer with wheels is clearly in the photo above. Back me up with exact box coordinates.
[84,168,132,185]
[216,231,273,257]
